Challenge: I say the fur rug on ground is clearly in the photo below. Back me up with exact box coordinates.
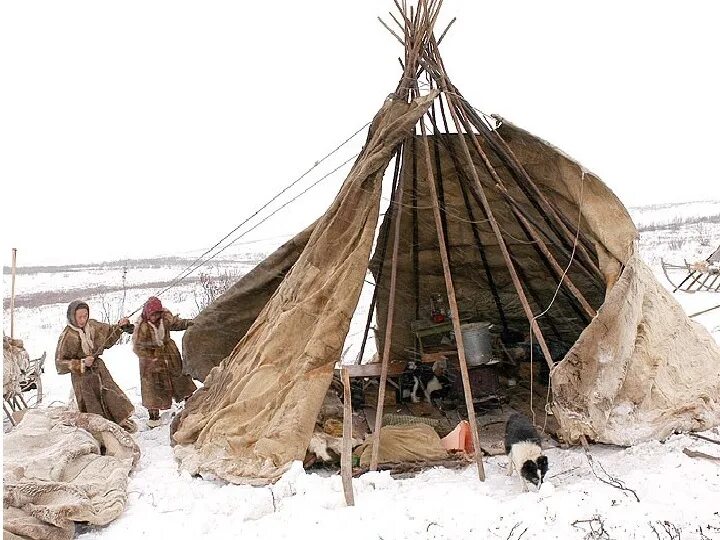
[3,408,139,540]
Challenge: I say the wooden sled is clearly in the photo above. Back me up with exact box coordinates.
[661,257,720,294]
[4,351,46,427]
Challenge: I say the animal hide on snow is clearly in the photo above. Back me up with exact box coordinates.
[3,408,139,540]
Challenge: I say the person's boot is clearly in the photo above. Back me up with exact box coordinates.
[119,417,138,433]
[147,409,162,428]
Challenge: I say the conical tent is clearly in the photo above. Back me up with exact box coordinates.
[175,0,720,485]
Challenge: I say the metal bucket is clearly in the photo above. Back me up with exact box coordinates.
[460,322,492,366]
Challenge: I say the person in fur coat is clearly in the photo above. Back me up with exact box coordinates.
[55,300,137,432]
[133,296,197,427]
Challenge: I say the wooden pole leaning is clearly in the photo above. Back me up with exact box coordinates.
[424,48,556,371]
[460,102,603,281]
[450,106,555,372]
[512,208,597,319]
[418,119,486,481]
[369,147,407,472]
[341,367,355,506]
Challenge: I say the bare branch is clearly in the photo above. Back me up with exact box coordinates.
[581,437,640,502]
[572,515,610,540]
[378,16,404,46]
[683,447,720,462]
[437,16,456,44]
[648,520,681,540]
[689,433,720,446]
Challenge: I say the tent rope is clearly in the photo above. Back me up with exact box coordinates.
[529,170,586,431]
[124,121,371,316]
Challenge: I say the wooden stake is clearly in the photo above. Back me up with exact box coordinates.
[10,247,17,339]
[419,119,486,481]
[369,146,407,471]
[341,367,355,506]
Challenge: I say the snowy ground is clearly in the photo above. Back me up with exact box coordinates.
[80,424,720,540]
[3,202,720,539]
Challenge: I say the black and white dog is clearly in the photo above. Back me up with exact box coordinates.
[504,412,548,491]
[404,360,451,404]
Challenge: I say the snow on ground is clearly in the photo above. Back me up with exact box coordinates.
[78,425,720,540]
[630,200,720,229]
[3,259,250,298]
[4,202,720,539]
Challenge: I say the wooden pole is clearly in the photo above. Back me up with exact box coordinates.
[672,271,695,293]
[420,51,600,297]
[512,209,597,319]
[412,138,420,321]
[418,119,486,481]
[693,272,714,292]
[358,148,403,365]
[341,367,355,506]
[432,95,509,334]
[414,60,602,284]
[706,273,720,291]
[459,102,603,280]
[430,118,600,291]
[506,251,566,344]
[684,270,706,291]
[10,248,17,339]
[425,52,556,371]
[689,303,720,318]
[455,126,555,371]
[369,147,407,471]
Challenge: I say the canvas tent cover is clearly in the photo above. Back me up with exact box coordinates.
[174,87,720,484]
[173,95,439,483]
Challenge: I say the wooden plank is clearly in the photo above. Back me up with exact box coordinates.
[341,368,355,506]
[344,362,407,378]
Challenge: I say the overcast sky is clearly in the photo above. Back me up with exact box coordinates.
[1,1,718,266]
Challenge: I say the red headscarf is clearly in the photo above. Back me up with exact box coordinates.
[142,296,163,321]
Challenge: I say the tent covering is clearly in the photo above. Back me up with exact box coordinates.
[173,94,439,484]
[173,1,720,484]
